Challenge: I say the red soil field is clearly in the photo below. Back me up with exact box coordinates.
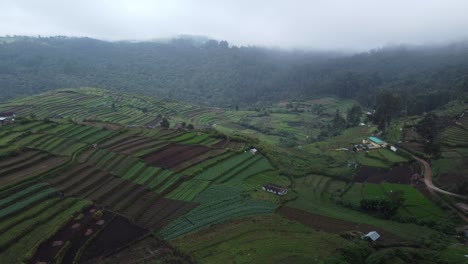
[354,162,420,184]
[142,143,211,169]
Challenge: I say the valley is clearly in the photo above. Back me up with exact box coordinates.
[0,88,466,263]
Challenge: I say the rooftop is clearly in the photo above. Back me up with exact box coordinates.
[368,136,386,144]
[263,183,287,192]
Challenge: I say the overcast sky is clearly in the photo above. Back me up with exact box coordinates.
[1,0,468,51]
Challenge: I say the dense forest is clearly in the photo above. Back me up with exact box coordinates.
[1,36,467,113]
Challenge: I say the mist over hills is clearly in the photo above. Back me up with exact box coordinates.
[1,36,467,113]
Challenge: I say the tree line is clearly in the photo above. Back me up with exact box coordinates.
[0,36,467,114]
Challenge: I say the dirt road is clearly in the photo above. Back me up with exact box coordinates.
[412,155,468,222]
[412,155,467,199]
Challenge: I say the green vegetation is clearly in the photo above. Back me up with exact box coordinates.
[172,215,351,264]
[288,175,439,241]
[0,87,465,263]
[159,185,276,240]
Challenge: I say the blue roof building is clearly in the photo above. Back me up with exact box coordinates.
[368,137,387,145]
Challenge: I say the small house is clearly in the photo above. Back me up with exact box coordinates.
[262,184,288,196]
[250,148,258,155]
[362,231,380,241]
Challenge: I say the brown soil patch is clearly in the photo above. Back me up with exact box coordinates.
[99,237,195,264]
[145,117,161,127]
[142,143,211,169]
[211,137,230,148]
[0,150,41,168]
[278,206,402,243]
[135,197,199,230]
[0,155,68,186]
[85,229,94,236]
[80,215,148,262]
[354,162,420,184]
[52,241,63,247]
[80,121,122,131]
[437,172,468,194]
[171,148,227,172]
[31,205,103,263]
[398,142,425,153]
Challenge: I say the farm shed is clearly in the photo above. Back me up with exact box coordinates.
[362,137,387,149]
[362,231,380,241]
[262,184,288,196]
[0,112,16,118]
[0,112,16,125]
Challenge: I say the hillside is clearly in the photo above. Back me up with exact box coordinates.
[1,36,468,114]
[0,89,467,263]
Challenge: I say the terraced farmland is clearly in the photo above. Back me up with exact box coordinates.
[441,126,468,147]
[0,99,287,262]
[0,88,458,263]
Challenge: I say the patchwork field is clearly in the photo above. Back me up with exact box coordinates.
[0,110,290,261]
[0,88,464,263]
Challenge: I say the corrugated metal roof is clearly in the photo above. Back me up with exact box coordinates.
[368,136,385,144]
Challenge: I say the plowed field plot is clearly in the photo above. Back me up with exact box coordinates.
[211,137,230,148]
[31,204,101,263]
[135,197,198,230]
[96,236,195,264]
[171,149,227,172]
[112,140,166,155]
[278,206,401,243]
[107,137,152,151]
[62,210,114,264]
[80,121,122,131]
[143,144,211,169]
[0,154,68,186]
[80,215,148,262]
[398,142,425,153]
[0,150,41,168]
[145,117,161,127]
[354,162,419,184]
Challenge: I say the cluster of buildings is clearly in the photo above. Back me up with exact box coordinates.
[353,136,390,152]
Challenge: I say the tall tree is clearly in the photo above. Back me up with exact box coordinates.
[346,104,362,127]
[373,91,401,134]
[160,118,170,128]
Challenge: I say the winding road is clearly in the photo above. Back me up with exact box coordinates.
[412,155,468,222]
[412,155,467,199]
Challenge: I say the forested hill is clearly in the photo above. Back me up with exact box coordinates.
[1,36,467,113]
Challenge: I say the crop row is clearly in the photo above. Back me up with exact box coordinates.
[0,197,89,263]
[195,152,254,181]
[165,179,211,201]
[159,185,276,240]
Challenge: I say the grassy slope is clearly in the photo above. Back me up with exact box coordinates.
[172,215,351,264]
[288,175,438,241]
